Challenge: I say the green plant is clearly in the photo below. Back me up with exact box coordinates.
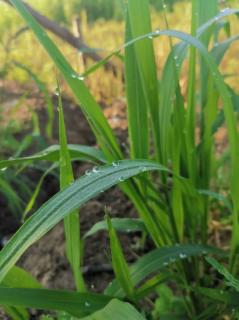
[1,0,239,319]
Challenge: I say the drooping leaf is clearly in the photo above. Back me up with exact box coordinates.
[0,144,106,170]
[84,218,146,239]
[0,288,112,318]
[0,160,164,282]
[105,244,226,297]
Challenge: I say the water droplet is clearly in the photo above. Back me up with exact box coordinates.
[148,35,153,39]
[119,176,125,182]
[202,250,207,255]
[71,73,85,81]
[112,161,120,167]
[174,55,178,60]
[163,261,168,266]
[140,166,146,173]
[92,166,100,173]
[220,7,230,13]
[1,167,7,172]
[91,284,95,289]
[85,169,92,176]
[179,253,187,259]
[54,88,60,96]
[163,3,167,9]
[155,28,160,35]
[85,301,90,307]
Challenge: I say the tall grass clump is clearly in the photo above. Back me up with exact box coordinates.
[1,0,239,319]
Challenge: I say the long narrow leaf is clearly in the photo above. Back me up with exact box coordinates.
[0,288,112,318]
[0,160,164,282]
[57,86,85,291]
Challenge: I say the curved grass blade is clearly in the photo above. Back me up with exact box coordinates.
[105,244,226,297]
[84,218,146,239]
[0,288,112,318]
[0,160,164,282]
[72,9,239,85]
[0,144,106,170]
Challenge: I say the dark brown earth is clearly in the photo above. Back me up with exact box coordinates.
[0,86,145,318]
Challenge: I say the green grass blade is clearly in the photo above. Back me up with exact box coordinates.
[57,86,85,292]
[0,144,106,170]
[81,299,146,320]
[125,12,148,159]
[0,288,112,318]
[0,160,164,282]
[84,218,146,239]
[127,0,159,160]
[158,42,187,165]
[197,0,218,108]
[106,216,135,300]
[105,244,225,297]
[185,0,197,183]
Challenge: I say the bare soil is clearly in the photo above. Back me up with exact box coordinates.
[0,87,145,318]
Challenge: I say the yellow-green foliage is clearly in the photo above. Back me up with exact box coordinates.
[0,1,239,102]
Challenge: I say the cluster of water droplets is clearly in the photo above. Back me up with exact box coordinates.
[85,166,100,176]
[220,7,231,14]
[173,54,180,68]
[71,73,85,81]
[162,247,210,268]
[84,301,91,307]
